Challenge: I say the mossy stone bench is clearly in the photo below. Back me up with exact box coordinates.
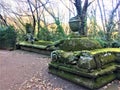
[49,48,120,90]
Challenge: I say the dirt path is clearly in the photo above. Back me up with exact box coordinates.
[0,50,87,90]
[0,50,119,90]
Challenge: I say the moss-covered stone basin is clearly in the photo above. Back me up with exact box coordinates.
[17,41,55,55]
[49,48,120,89]
[53,38,102,51]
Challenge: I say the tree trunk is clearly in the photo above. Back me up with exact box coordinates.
[106,1,120,41]
[118,1,120,34]
[0,14,7,26]
[97,0,106,32]
[107,2,120,32]
[27,0,36,36]
[74,0,88,36]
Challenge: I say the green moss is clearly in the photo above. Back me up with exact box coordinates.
[49,67,94,89]
[89,48,120,67]
[100,53,116,65]
[67,32,81,38]
[51,50,78,64]
[49,48,120,89]
[93,74,116,89]
[93,53,116,66]
[19,40,54,50]
[49,62,117,78]
[49,63,93,78]
[55,38,102,51]
[49,67,116,89]
[19,41,47,49]
[34,40,53,46]
[90,48,120,55]
[91,63,117,76]
[77,56,96,70]
[51,48,120,69]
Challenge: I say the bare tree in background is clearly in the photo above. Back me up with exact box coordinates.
[106,0,120,41]
[38,0,59,24]
[38,0,66,34]
[0,14,7,26]
[25,0,49,36]
[27,0,36,35]
[0,0,28,30]
[0,2,8,26]
[69,0,95,36]
[74,0,88,35]
[118,0,120,34]
[97,0,106,32]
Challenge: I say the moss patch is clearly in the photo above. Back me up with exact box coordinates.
[55,38,102,51]
[19,41,47,49]
[49,62,117,78]
[49,67,116,90]
[34,40,53,46]
[90,48,120,55]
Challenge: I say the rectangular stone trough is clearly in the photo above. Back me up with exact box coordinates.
[17,42,54,55]
[49,48,120,90]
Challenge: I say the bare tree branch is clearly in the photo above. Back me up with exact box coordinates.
[27,0,36,34]
[0,14,8,26]
[60,0,75,15]
[38,0,56,21]
[88,0,96,7]
[97,0,106,32]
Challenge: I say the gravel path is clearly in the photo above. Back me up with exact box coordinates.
[0,50,119,90]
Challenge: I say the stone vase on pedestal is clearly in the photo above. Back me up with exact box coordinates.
[69,16,81,32]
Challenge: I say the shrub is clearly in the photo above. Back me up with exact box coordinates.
[111,40,120,48]
[37,26,67,41]
[0,26,17,50]
[110,34,120,48]
[93,37,108,48]
[37,27,52,41]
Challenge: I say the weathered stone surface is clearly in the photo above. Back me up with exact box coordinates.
[69,16,81,32]
[49,48,120,89]
[54,38,102,51]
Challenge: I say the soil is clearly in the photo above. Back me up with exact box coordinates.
[0,50,119,90]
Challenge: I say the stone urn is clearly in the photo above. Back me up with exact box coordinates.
[69,15,81,32]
